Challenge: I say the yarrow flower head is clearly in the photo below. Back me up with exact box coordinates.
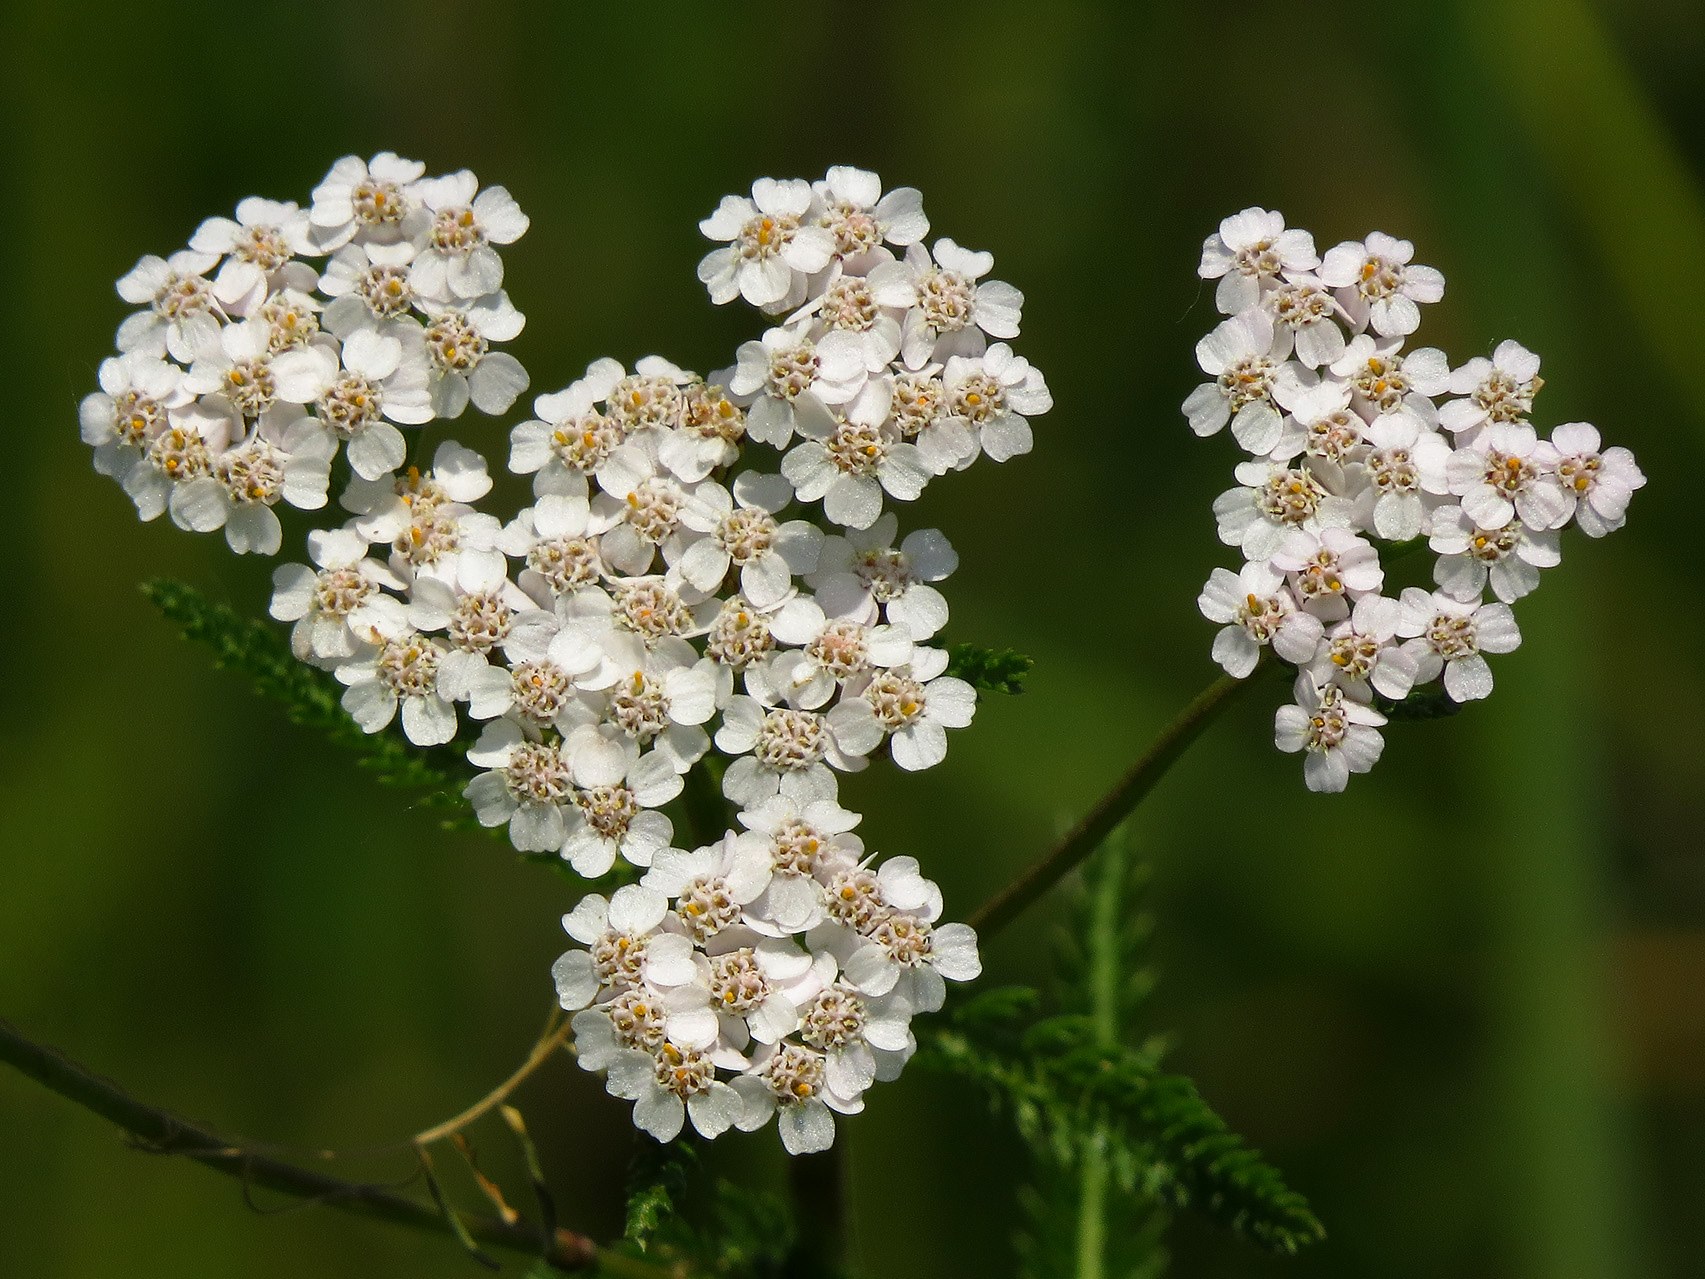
[83,160,1041,1156]
[1187,207,1643,791]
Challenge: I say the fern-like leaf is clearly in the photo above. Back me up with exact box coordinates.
[945,644,1034,694]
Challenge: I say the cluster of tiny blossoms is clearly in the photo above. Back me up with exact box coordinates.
[1187,208,1644,792]
[81,160,1052,1153]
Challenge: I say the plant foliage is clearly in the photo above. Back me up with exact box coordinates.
[945,644,1034,695]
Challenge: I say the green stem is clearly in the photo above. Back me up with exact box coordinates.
[968,665,1274,938]
[1073,837,1126,1279]
[0,1018,680,1277]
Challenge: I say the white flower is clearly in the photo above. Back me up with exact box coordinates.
[809,515,956,642]
[553,887,699,1009]
[116,250,223,362]
[842,902,981,1013]
[409,170,530,302]
[782,398,929,532]
[797,982,917,1097]
[1270,527,1383,621]
[611,1040,748,1144]
[1198,562,1325,677]
[465,721,579,853]
[715,695,882,807]
[1182,309,1286,453]
[737,794,865,933]
[1311,594,1418,701]
[169,412,336,555]
[1428,505,1561,603]
[811,166,929,263]
[675,471,822,608]
[1212,459,1354,561]
[499,494,612,605]
[643,834,774,944]
[939,343,1052,465]
[1267,378,1363,467]
[656,377,748,482]
[184,318,333,422]
[269,526,408,665]
[872,239,1024,370]
[1396,587,1521,702]
[344,444,504,583]
[188,197,317,315]
[1264,275,1346,369]
[80,352,190,479]
[118,403,234,523]
[308,152,429,251]
[1318,231,1445,338]
[590,436,708,577]
[556,739,684,876]
[318,241,424,337]
[1439,339,1543,436]
[314,329,434,480]
[1330,335,1451,430]
[760,600,915,710]
[408,548,554,713]
[731,1041,859,1154]
[335,630,459,746]
[1197,207,1319,315]
[851,647,976,772]
[578,631,719,774]
[508,359,629,498]
[729,325,867,448]
[698,178,836,312]
[1549,422,1646,538]
[1274,677,1387,793]
[421,292,529,418]
[789,266,905,371]
[1359,414,1452,542]
[1444,422,1569,531]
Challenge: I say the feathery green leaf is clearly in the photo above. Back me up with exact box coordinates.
[945,644,1034,694]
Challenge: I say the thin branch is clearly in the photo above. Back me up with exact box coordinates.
[0,1017,674,1276]
[412,1011,572,1148]
[968,664,1275,938]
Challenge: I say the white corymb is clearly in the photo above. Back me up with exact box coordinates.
[698,178,836,312]
[1318,232,1445,338]
[1444,422,1569,532]
[116,249,224,362]
[409,170,530,302]
[1198,563,1325,677]
[314,329,434,480]
[1274,677,1387,793]
[1396,587,1521,702]
[336,630,460,746]
[782,398,929,532]
[811,166,929,264]
[675,471,822,608]
[1312,594,1418,701]
[189,197,317,316]
[1439,339,1542,437]
[1198,207,1320,315]
[939,343,1052,465]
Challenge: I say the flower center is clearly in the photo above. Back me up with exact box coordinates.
[1475,369,1541,423]
[575,785,641,840]
[214,441,285,505]
[111,389,166,447]
[820,199,880,258]
[591,929,647,989]
[1356,255,1406,300]
[622,480,683,545]
[429,206,485,254]
[918,267,974,333]
[235,224,291,271]
[863,671,926,730]
[1425,613,1479,660]
[854,548,911,601]
[654,1042,718,1098]
[800,986,866,1051]
[510,659,574,723]
[950,372,1005,425]
[223,356,277,417]
[527,536,601,594]
[608,375,685,433]
[549,412,623,473]
[613,580,693,640]
[358,264,414,317]
[447,589,513,653]
[1306,412,1364,464]
[870,914,933,966]
[755,708,827,772]
[1218,355,1275,412]
[806,621,869,681]
[705,597,773,669]
[610,671,671,742]
[760,1043,825,1103]
[738,212,799,261]
[709,948,771,1015]
[392,510,461,568]
[606,989,667,1053]
[1326,633,1382,680]
[1234,238,1281,278]
[717,507,778,564]
[425,313,487,374]
[153,272,214,320]
[683,383,746,442]
[147,426,212,480]
[1268,280,1334,329]
[352,180,407,226]
[504,739,572,804]
[824,419,888,475]
[313,567,373,618]
[261,294,319,350]
[1556,450,1601,496]
[319,373,385,439]
[676,876,740,942]
[1482,449,1537,496]
[891,373,944,438]
[825,869,885,931]
[1293,550,1347,603]
[770,819,826,877]
[1258,468,1326,525]
[1352,355,1409,413]
[377,637,442,698]
[1235,591,1289,643]
[1368,447,1417,494]
[820,277,881,331]
[767,342,819,401]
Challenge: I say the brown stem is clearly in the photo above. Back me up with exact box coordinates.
[411,1010,572,1148]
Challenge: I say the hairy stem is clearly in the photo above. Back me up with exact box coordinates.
[0,1018,675,1277]
[969,665,1274,938]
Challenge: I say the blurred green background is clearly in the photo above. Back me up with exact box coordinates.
[3,0,1702,1275]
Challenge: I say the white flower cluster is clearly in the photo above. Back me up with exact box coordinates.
[81,154,530,555]
[1187,208,1645,792]
[82,161,1047,1153]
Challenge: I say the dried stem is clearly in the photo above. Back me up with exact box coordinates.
[0,1017,674,1277]
[411,1009,572,1148]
